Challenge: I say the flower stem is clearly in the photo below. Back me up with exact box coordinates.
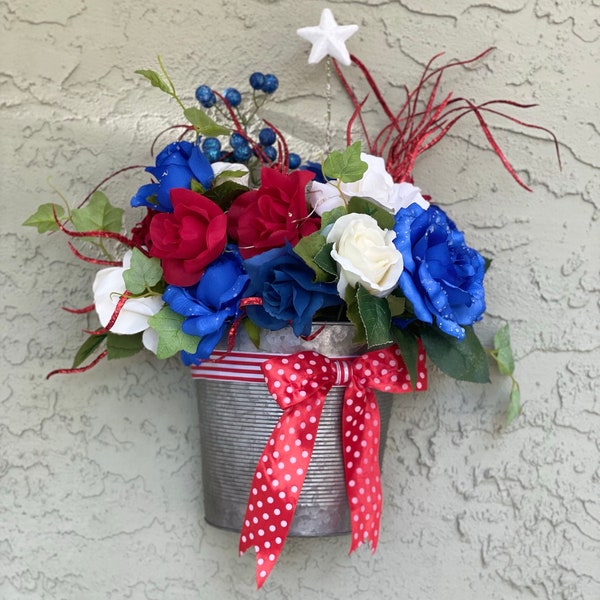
[326,57,333,153]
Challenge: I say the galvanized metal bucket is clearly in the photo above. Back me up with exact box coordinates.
[193,325,394,537]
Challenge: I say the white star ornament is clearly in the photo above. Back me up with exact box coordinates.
[297,8,359,66]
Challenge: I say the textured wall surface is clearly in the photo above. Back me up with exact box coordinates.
[1,1,599,599]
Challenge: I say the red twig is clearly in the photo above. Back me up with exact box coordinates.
[77,165,146,209]
[62,304,96,314]
[332,59,373,152]
[300,323,326,341]
[150,124,195,156]
[346,95,370,148]
[224,297,264,354]
[52,206,136,248]
[46,350,108,379]
[67,242,123,266]
[336,46,558,186]
[84,291,131,335]
[263,120,289,173]
[350,54,399,133]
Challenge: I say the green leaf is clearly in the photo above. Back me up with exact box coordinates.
[70,191,123,235]
[483,256,493,273]
[122,248,163,295]
[183,107,230,137]
[491,324,521,425]
[213,169,248,183]
[313,242,339,278]
[106,332,144,360]
[356,285,392,349]
[322,141,367,183]
[345,286,366,345]
[320,206,348,231]
[203,180,248,212]
[293,233,332,282]
[72,333,107,368]
[147,307,201,359]
[347,196,395,230]
[390,326,419,389]
[506,382,521,425]
[493,323,515,376]
[135,69,172,94]
[23,203,65,233]
[190,179,206,194]
[420,325,490,383]
[242,318,261,349]
[387,294,406,317]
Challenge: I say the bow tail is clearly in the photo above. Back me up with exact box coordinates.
[342,385,383,553]
[239,396,326,588]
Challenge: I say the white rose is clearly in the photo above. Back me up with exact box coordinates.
[326,213,404,298]
[389,181,429,212]
[340,153,393,208]
[142,327,159,354]
[211,161,249,186]
[308,180,345,215]
[312,152,430,215]
[93,251,164,336]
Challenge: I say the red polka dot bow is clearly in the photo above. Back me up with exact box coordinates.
[239,343,427,588]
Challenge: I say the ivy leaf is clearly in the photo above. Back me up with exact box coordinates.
[183,107,230,137]
[390,326,419,389]
[22,203,65,233]
[356,285,392,349]
[147,307,201,359]
[203,181,248,212]
[293,233,331,282]
[314,242,338,278]
[242,318,261,349]
[71,191,123,235]
[347,196,395,230]
[122,248,163,295]
[135,69,172,95]
[322,141,367,183]
[106,332,144,360]
[493,323,514,376]
[72,333,107,368]
[420,325,490,383]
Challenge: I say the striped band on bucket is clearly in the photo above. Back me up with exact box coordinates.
[190,350,355,384]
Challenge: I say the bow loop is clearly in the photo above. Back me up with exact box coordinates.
[262,351,337,410]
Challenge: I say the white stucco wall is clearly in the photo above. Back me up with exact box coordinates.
[1,1,599,598]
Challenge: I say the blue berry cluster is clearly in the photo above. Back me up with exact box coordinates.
[248,72,279,94]
[194,84,217,109]
[194,72,302,169]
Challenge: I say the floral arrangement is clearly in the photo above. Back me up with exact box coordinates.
[24,7,558,587]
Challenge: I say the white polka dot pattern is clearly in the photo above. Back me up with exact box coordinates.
[239,343,427,588]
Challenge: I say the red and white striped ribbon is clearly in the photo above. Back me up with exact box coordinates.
[190,350,356,384]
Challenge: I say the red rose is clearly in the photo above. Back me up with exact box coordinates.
[149,188,227,286]
[131,209,156,252]
[227,167,317,259]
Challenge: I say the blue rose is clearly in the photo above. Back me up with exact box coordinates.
[163,246,249,365]
[393,203,486,340]
[300,160,328,183]
[131,140,214,212]
[243,244,342,337]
